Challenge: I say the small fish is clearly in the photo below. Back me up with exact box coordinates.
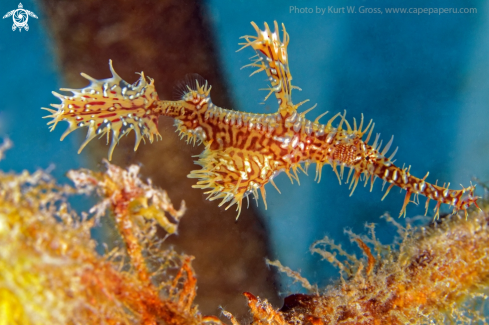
[43,21,480,219]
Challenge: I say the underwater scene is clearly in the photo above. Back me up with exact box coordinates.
[1,0,488,323]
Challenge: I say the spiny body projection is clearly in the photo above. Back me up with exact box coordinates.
[43,21,480,218]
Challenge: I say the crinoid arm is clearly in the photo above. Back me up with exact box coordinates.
[239,21,295,109]
[42,60,162,160]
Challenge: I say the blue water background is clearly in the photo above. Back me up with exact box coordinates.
[1,0,488,295]
[0,0,87,179]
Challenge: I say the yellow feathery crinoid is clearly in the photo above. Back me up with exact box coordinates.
[223,208,489,324]
[42,60,162,160]
[69,159,186,236]
[0,152,222,324]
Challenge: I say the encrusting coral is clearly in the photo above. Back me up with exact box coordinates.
[0,144,220,324]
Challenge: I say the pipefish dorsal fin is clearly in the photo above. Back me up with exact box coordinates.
[239,21,296,109]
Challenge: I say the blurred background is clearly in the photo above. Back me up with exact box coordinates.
[0,0,488,319]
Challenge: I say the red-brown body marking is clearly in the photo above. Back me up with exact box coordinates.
[43,21,480,218]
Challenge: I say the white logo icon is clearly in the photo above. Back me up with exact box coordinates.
[3,3,38,32]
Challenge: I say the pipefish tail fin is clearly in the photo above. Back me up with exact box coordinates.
[42,60,161,160]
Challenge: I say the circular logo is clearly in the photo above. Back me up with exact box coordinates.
[13,9,28,28]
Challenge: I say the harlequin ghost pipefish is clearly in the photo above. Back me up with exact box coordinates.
[43,21,480,218]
